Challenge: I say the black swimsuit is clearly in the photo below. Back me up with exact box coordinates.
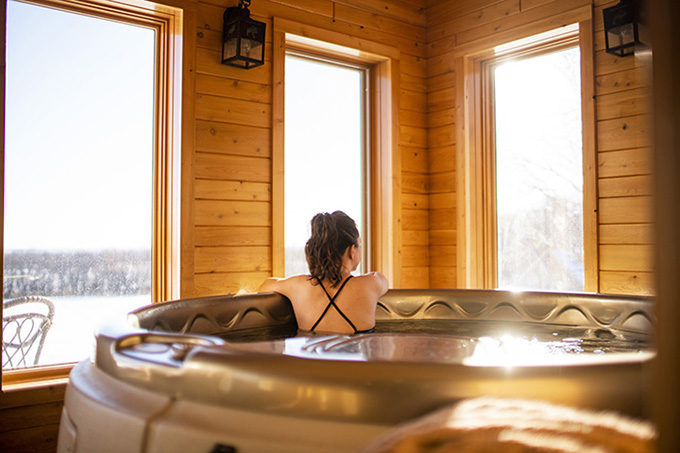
[310,276,374,334]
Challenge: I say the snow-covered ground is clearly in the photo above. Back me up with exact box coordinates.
[38,295,151,365]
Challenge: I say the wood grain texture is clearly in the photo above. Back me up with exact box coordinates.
[598,175,653,198]
[596,87,651,121]
[600,244,654,272]
[430,208,456,230]
[599,196,653,225]
[0,384,66,453]
[596,67,647,96]
[195,120,271,157]
[195,246,271,273]
[599,270,654,295]
[194,179,271,201]
[194,226,271,246]
[192,271,272,295]
[194,153,271,182]
[194,199,271,226]
[597,148,653,178]
[597,114,652,153]
[399,266,429,288]
[429,266,457,288]
[599,223,653,245]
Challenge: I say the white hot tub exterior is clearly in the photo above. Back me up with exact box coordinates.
[57,289,655,452]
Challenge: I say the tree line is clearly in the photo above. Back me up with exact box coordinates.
[3,249,151,299]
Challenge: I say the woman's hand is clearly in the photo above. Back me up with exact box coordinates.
[364,271,389,297]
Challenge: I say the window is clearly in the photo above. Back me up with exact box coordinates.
[2,0,182,383]
[283,53,369,275]
[493,44,584,291]
[456,20,597,291]
[272,18,400,283]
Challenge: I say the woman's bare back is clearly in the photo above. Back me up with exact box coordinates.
[259,272,388,334]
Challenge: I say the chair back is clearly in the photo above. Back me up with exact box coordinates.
[2,296,55,369]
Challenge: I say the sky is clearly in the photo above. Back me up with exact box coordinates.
[493,45,585,290]
[4,0,155,251]
[494,46,583,216]
[284,56,365,275]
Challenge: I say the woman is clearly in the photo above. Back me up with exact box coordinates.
[259,211,388,334]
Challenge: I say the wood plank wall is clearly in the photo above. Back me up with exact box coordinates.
[187,0,430,295]
[0,385,65,452]
[424,0,654,295]
[593,0,653,295]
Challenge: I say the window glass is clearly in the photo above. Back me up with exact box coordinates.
[494,46,584,291]
[3,0,155,368]
[284,55,366,276]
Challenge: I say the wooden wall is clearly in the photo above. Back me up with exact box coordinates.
[0,385,64,452]
[424,0,654,294]
[593,0,653,295]
[185,0,430,296]
[424,0,461,288]
[0,0,659,451]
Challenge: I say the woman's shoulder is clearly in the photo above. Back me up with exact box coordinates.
[258,274,310,293]
[353,271,389,295]
[352,270,385,279]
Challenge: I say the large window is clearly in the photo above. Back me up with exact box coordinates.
[272,19,400,283]
[2,0,181,380]
[456,21,597,291]
[284,53,368,276]
[493,45,584,291]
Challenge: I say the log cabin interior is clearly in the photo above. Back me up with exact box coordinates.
[1,0,679,451]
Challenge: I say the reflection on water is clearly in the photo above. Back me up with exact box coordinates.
[220,319,653,366]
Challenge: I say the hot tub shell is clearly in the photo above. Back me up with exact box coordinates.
[57,289,655,452]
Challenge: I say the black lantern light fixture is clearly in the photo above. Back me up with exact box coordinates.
[603,0,647,57]
[222,0,266,69]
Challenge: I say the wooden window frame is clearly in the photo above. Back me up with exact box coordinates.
[272,18,401,285]
[455,10,598,291]
[1,0,183,389]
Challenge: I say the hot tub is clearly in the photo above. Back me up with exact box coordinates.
[57,289,655,452]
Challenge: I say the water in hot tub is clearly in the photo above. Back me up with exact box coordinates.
[217,319,652,366]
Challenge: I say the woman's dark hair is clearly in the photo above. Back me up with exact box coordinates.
[305,211,359,287]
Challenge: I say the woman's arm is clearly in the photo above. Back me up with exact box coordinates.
[258,277,283,293]
[258,275,306,295]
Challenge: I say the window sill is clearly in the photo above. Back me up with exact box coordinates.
[2,363,73,392]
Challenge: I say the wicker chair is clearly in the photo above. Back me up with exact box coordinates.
[2,296,55,369]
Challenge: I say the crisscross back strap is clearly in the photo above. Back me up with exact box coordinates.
[310,275,357,333]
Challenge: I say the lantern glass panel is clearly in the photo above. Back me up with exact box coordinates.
[242,19,265,61]
[241,38,263,61]
[223,38,238,61]
[608,23,635,49]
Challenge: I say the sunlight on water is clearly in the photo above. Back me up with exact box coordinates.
[221,319,652,367]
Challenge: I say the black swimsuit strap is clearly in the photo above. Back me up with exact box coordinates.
[317,275,352,302]
[310,275,357,333]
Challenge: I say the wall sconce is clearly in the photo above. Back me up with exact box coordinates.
[222,0,266,69]
[603,0,646,57]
